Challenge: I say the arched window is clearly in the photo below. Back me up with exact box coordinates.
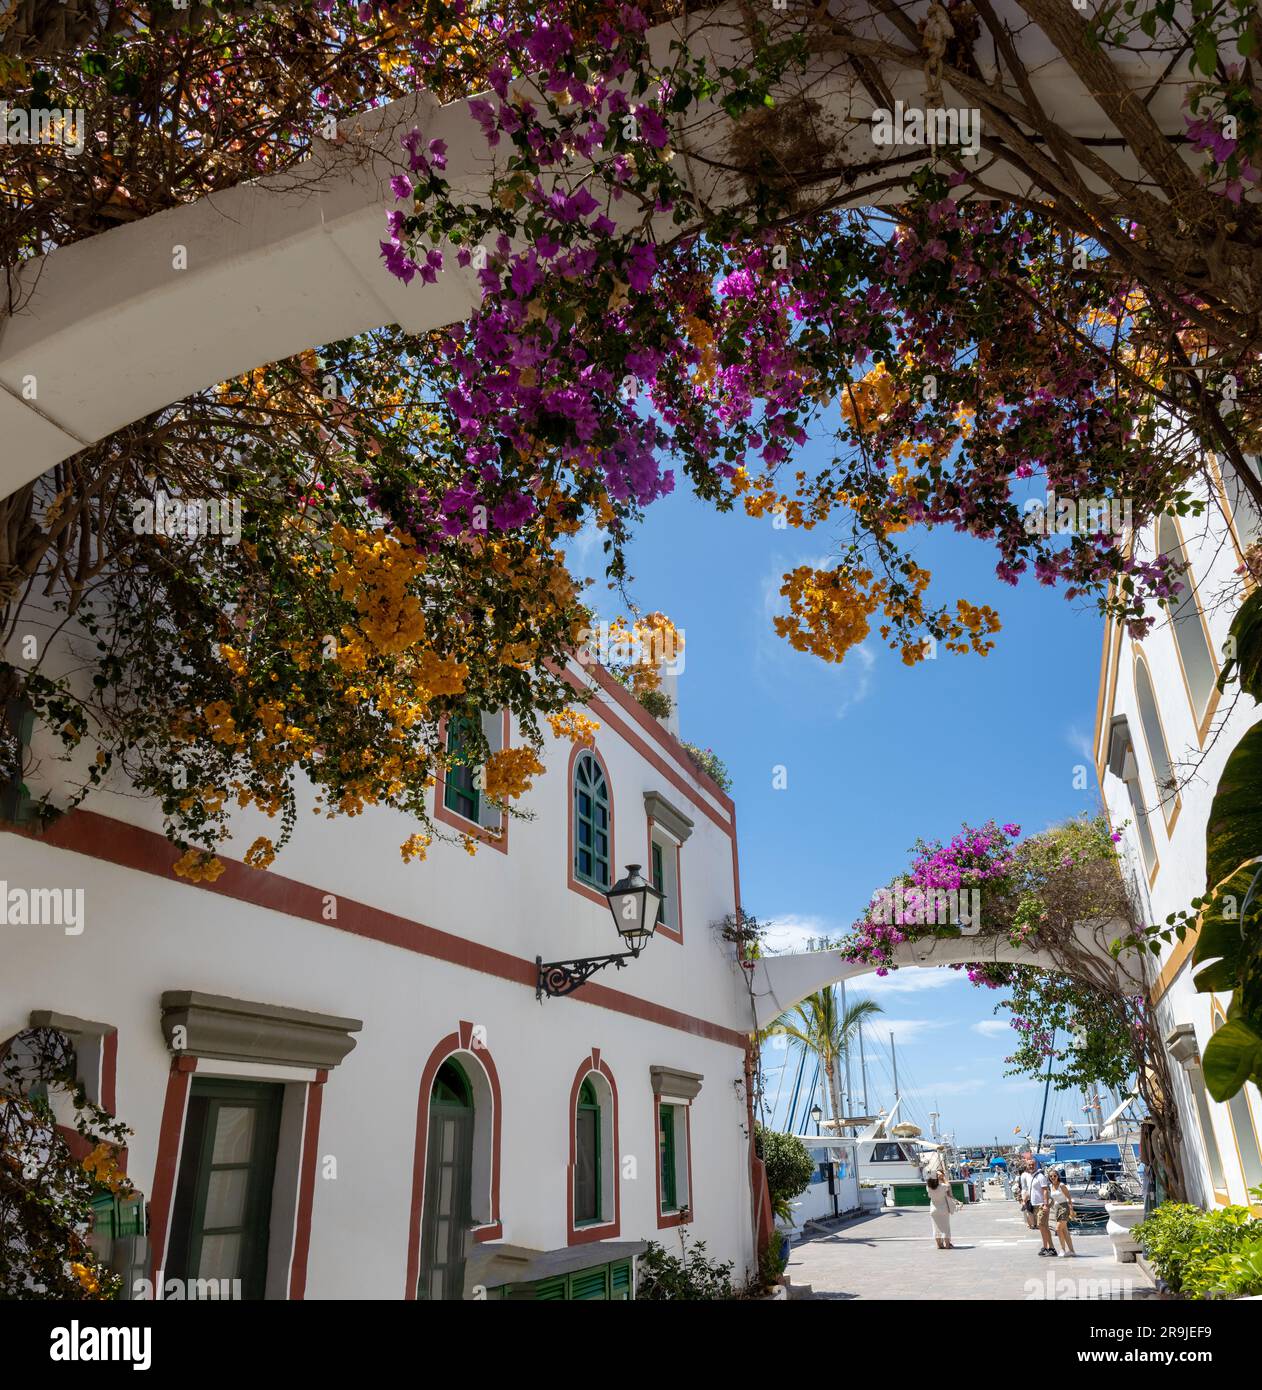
[1133,654,1178,823]
[433,1059,472,1107]
[574,1079,602,1226]
[419,1060,474,1301]
[1220,455,1262,551]
[1156,516,1217,725]
[573,750,611,889]
[1212,1010,1262,1199]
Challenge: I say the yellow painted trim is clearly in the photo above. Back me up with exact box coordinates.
[1211,999,1262,1210]
[1131,647,1182,835]
[1149,927,1199,1006]
[1094,610,1125,785]
[1157,514,1222,747]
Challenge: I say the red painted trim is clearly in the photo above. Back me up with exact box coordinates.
[566,740,616,908]
[580,659,735,814]
[405,1026,504,1299]
[646,817,683,946]
[100,1029,118,1115]
[561,666,734,842]
[653,1093,695,1229]
[8,812,747,1050]
[566,1050,622,1245]
[55,1122,128,1175]
[746,1042,774,1260]
[149,1055,196,1287]
[434,712,510,853]
[288,1071,326,1300]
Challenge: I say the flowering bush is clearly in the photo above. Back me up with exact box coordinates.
[839,816,1183,1189]
[0,1028,132,1300]
[682,743,731,793]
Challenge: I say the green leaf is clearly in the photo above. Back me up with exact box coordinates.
[1216,588,1262,699]
[1194,29,1220,75]
[1204,719,1262,891]
[1202,1016,1262,1101]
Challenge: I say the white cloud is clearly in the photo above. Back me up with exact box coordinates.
[880,1018,948,1044]
[973,1019,1012,1037]
[1065,722,1095,763]
[901,1078,987,1098]
[564,518,603,579]
[759,914,839,954]
[864,969,968,996]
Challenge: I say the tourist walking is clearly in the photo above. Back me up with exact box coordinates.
[1018,1156,1038,1230]
[927,1174,955,1250]
[1048,1168,1076,1256]
[1030,1163,1056,1255]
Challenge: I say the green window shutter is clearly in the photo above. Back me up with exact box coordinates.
[525,1276,569,1301]
[575,1078,602,1225]
[444,717,480,821]
[573,751,610,888]
[166,1079,283,1299]
[610,1260,632,1300]
[569,1266,610,1300]
[659,1105,677,1211]
[650,839,674,928]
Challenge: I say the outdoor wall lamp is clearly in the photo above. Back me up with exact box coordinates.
[536,864,664,999]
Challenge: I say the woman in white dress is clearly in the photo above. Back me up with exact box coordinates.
[926,1174,955,1249]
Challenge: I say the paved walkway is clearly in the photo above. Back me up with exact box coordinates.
[786,1197,1157,1300]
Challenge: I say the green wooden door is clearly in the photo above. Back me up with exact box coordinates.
[419,1060,475,1300]
[166,1078,283,1299]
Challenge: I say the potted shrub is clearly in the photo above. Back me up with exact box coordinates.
[1133,1199,1262,1297]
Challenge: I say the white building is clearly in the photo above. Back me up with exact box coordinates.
[1094,459,1262,1212]
[0,658,763,1299]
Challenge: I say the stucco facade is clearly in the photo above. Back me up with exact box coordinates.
[1094,461,1262,1212]
[0,660,760,1298]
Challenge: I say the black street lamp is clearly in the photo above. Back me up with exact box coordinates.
[536,864,665,999]
[811,1103,823,1135]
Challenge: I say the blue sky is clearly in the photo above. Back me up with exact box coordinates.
[569,455,1117,1147]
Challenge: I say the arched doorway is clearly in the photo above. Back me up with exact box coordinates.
[418,1059,474,1301]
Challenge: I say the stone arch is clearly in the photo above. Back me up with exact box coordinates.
[0,22,1190,499]
[749,919,1142,1031]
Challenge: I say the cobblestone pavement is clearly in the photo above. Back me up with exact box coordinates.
[786,1196,1158,1301]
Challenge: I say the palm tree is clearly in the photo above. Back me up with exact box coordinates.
[765,990,884,1136]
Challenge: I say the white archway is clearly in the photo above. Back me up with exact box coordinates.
[0,3,1194,499]
[749,918,1145,1030]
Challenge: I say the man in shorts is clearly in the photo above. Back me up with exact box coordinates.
[1030,1164,1056,1255]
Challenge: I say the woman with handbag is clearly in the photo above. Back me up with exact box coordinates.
[926,1174,955,1249]
[1047,1167,1076,1256]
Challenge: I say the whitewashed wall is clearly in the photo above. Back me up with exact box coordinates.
[0,666,757,1296]
[1095,466,1262,1210]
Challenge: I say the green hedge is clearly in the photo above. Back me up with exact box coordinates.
[1133,1201,1262,1298]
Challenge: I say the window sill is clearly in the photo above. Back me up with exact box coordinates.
[568,873,611,909]
[434,794,509,854]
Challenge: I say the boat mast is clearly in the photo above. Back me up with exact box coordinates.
[859,1018,869,1113]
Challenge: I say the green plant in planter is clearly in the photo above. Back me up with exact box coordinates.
[682,741,732,792]
[635,687,673,720]
[756,1124,816,1224]
[1182,1239,1262,1299]
[1133,1202,1262,1294]
[759,1236,789,1290]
